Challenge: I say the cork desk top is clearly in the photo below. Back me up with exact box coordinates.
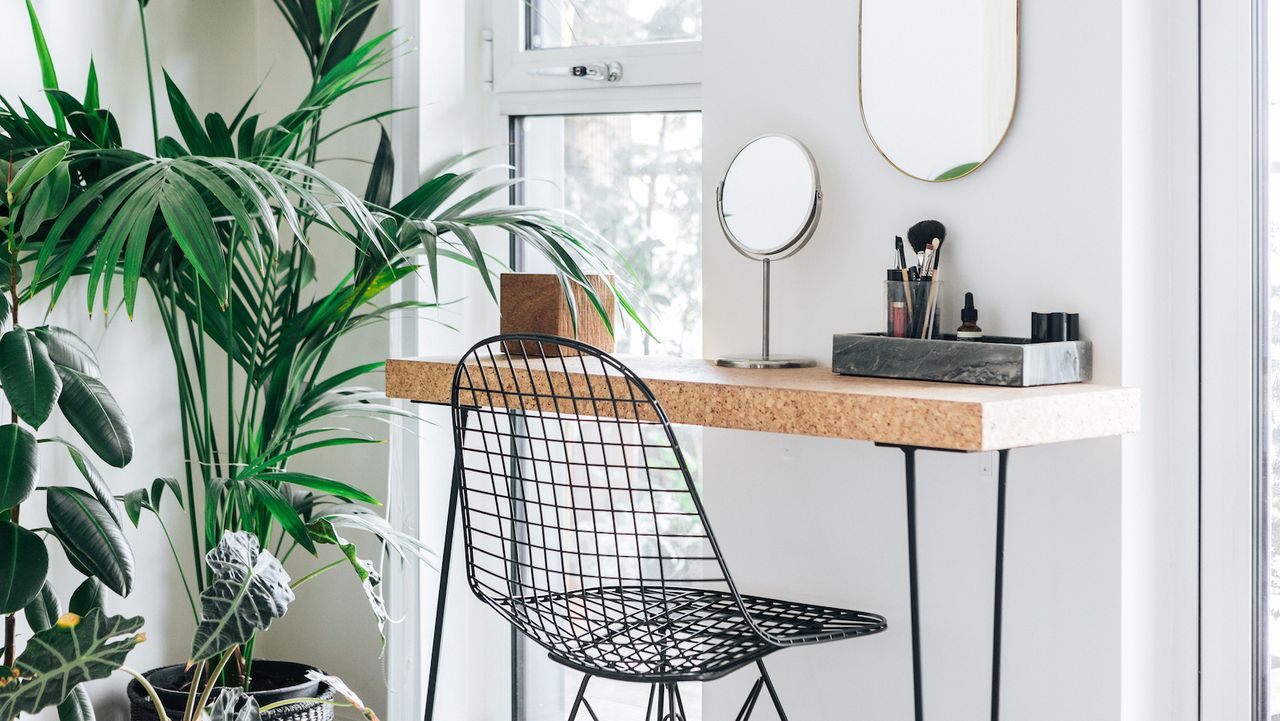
[385,355,1140,452]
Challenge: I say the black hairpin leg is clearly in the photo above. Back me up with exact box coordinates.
[884,444,1013,721]
[990,449,1009,721]
[424,409,467,721]
[900,447,925,721]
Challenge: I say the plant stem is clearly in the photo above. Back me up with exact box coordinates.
[192,650,235,719]
[4,223,19,668]
[137,0,160,155]
[260,698,351,713]
[122,666,170,721]
[182,661,205,721]
[291,558,345,590]
[151,509,199,620]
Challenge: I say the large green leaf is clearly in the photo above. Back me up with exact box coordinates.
[31,326,101,377]
[19,162,70,237]
[22,0,64,134]
[257,472,379,505]
[56,685,94,721]
[46,487,134,596]
[42,438,121,527]
[0,520,48,614]
[0,610,144,720]
[0,328,62,428]
[189,531,293,662]
[55,367,133,468]
[68,579,104,616]
[23,582,59,632]
[0,424,38,511]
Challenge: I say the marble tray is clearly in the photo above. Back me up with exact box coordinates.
[831,333,1092,387]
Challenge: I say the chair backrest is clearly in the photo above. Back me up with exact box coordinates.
[450,334,736,667]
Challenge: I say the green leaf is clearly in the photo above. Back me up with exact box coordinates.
[7,142,68,198]
[0,328,62,428]
[308,519,385,642]
[43,438,121,527]
[19,162,70,237]
[163,72,212,156]
[0,610,144,720]
[0,425,38,511]
[23,582,59,632]
[245,479,315,554]
[47,487,135,596]
[55,367,134,468]
[190,531,293,663]
[259,472,379,505]
[24,0,65,134]
[205,689,260,721]
[364,126,393,206]
[31,326,101,377]
[68,579,104,616]
[935,162,981,181]
[56,685,95,721]
[0,520,48,614]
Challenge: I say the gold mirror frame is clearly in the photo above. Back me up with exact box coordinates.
[857,0,1022,182]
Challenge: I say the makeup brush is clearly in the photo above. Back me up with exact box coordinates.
[895,237,914,320]
[907,219,947,257]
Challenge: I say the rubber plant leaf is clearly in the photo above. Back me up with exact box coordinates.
[0,328,62,428]
[68,579,104,616]
[0,610,145,720]
[189,531,294,663]
[46,487,135,596]
[0,520,48,615]
[0,425,38,511]
[22,582,59,632]
[31,326,102,378]
[55,685,95,721]
[55,367,133,468]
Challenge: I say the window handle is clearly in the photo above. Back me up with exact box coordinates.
[528,62,623,82]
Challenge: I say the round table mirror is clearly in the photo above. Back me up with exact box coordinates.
[715,134,822,368]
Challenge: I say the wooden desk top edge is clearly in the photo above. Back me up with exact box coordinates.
[385,355,1140,452]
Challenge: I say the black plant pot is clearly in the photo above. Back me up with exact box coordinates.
[127,660,336,721]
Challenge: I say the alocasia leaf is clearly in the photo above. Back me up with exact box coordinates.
[189,531,293,662]
[0,610,144,720]
[0,328,62,428]
[204,688,260,721]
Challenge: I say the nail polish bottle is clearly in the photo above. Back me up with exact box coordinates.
[956,292,983,341]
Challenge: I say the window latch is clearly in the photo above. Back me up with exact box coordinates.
[529,62,623,82]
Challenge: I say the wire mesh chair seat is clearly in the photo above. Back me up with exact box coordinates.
[493,584,886,682]
[451,334,888,718]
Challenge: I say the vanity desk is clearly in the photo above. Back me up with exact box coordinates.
[387,355,1140,721]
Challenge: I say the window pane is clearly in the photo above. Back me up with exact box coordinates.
[513,111,703,721]
[525,0,702,49]
[515,112,703,357]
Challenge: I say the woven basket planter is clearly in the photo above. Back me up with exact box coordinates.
[127,660,336,721]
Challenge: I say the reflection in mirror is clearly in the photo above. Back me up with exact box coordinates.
[719,135,819,258]
[859,0,1018,181]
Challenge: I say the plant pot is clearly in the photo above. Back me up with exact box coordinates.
[127,660,336,721]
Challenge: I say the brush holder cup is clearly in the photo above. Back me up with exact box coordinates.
[886,279,944,339]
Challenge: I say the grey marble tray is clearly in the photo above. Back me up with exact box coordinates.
[832,333,1092,387]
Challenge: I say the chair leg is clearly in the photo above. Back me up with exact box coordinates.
[733,677,765,721]
[756,660,789,721]
[567,675,600,721]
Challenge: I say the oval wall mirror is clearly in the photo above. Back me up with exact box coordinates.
[715,134,822,369]
[859,0,1019,182]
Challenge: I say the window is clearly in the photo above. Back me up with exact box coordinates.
[493,1,703,719]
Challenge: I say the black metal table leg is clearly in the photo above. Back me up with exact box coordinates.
[424,408,467,721]
[990,450,1009,721]
[901,447,925,721]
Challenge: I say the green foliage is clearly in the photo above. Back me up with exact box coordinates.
[0,328,61,428]
[47,487,136,597]
[0,610,144,720]
[0,425,38,511]
[190,532,293,663]
[0,521,48,614]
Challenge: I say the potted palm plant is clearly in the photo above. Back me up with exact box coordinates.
[4,0,644,718]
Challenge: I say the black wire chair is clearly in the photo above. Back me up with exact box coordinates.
[451,333,887,720]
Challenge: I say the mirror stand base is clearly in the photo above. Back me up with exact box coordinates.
[715,355,817,369]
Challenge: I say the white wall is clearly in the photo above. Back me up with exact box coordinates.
[698,1,1196,721]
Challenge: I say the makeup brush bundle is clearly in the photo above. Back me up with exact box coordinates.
[887,220,947,339]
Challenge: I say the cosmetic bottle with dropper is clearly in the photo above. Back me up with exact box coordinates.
[957,292,983,341]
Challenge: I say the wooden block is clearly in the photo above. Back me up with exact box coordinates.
[499,273,616,356]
